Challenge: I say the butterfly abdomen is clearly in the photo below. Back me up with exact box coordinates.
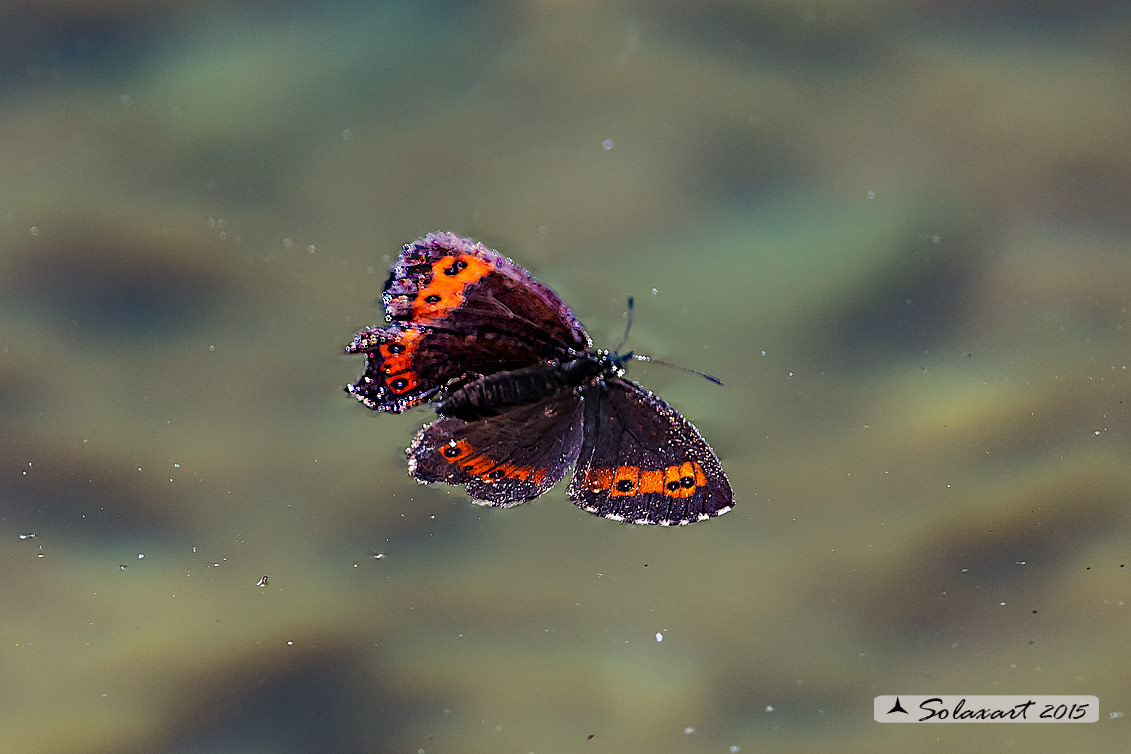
[437,357,606,421]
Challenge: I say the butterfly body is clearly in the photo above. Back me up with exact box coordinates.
[435,353,612,421]
[346,232,732,525]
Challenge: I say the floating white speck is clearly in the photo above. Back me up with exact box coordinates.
[137,553,145,559]
[655,632,664,642]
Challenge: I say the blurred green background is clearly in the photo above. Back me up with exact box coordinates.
[1,1,1129,752]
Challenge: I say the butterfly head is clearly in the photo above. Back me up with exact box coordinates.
[603,349,633,377]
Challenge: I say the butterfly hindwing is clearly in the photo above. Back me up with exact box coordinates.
[568,378,733,525]
[347,232,591,413]
[408,389,585,506]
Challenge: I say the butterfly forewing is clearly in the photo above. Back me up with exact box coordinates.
[347,233,590,413]
[568,378,733,525]
[408,390,585,505]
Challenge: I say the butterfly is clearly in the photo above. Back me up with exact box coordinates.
[345,232,732,525]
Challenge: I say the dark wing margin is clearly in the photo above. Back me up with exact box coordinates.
[346,232,591,413]
[568,378,733,525]
[407,389,585,505]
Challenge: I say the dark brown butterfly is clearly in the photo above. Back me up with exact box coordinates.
[345,233,732,525]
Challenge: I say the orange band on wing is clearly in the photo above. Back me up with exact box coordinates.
[460,455,496,476]
[478,463,544,484]
[436,443,549,487]
[378,327,424,394]
[591,461,709,498]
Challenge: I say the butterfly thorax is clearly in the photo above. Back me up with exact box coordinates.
[436,351,627,421]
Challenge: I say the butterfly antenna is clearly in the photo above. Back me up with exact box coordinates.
[612,296,634,355]
[631,353,724,386]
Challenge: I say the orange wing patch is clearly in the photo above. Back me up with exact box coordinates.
[439,439,474,463]
[582,467,614,493]
[610,466,640,496]
[411,254,493,322]
[638,469,664,494]
[590,461,708,499]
